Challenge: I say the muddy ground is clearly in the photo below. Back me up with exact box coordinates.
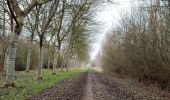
[29,72,170,100]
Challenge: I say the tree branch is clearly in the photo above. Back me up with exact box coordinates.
[6,0,19,26]
[23,0,52,16]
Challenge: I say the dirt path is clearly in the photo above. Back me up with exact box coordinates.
[83,72,93,100]
[29,73,88,100]
[29,72,169,100]
[91,72,132,100]
[88,72,134,100]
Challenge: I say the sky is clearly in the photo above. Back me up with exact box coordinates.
[90,0,132,60]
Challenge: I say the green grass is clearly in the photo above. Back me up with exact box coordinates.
[92,67,103,72]
[0,68,88,100]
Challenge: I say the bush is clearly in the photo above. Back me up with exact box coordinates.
[100,4,170,89]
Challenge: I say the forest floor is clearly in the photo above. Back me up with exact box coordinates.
[30,70,170,100]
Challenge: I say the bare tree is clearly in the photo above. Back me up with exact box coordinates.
[51,0,93,73]
[24,9,37,73]
[5,0,51,87]
[34,0,59,79]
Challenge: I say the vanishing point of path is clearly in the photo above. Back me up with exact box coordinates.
[29,72,170,100]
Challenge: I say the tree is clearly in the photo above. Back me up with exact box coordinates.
[0,0,12,76]
[34,0,59,79]
[5,0,51,87]
[51,0,93,73]
[24,8,37,72]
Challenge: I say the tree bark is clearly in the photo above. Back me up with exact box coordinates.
[3,48,9,76]
[3,8,6,36]
[47,56,50,69]
[52,49,58,74]
[26,41,32,72]
[37,46,43,79]
[65,56,69,72]
[4,33,19,87]
[47,48,51,69]
[60,55,65,72]
[4,15,23,87]
[168,1,170,38]
[166,1,170,60]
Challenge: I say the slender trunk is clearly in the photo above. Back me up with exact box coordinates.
[73,56,76,67]
[65,56,69,72]
[37,36,44,79]
[3,8,5,37]
[168,1,170,31]
[3,49,9,76]
[2,8,6,75]
[52,49,58,74]
[47,48,50,69]
[37,46,43,79]
[52,55,56,74]
[70,59,74,68]
[26,31,34,72]
[166,1,170,60]
[60,55,64,72]
[47,56,50,69]
[2,53,5,74]
[26,41,32,72]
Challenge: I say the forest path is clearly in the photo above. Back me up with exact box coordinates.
[29,71,169,100]
[83,72,93,100]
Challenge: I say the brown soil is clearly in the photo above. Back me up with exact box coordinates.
[29,72,170,100]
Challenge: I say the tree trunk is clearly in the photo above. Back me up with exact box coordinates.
[60,54,65,72]
[3,15,14,84]
[4,33,19,87]
[52,49,58,74]
[26,41,32,72]
[166,1,170,60]
[65,57,69,72]
[47,48,50,69]
[60,60,64,72]
[3,49,9,76]
[168,1,170,40]
[47,56,50,69]
[4,18,23,87]
[3,8,6,37]
[37,46,43,79]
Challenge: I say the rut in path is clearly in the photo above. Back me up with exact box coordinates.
[83,72,123,100]
[86,72,117,100]
[83,72,93,100]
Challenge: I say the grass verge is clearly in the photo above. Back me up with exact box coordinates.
[0,68,87,100]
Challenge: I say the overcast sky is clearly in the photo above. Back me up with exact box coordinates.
[90,0,132,60]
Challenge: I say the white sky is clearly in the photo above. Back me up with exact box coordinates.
[90,0,132,60]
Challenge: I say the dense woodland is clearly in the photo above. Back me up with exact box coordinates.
[0,0,100,87]
[0,0,170,93]
[100,0,170,89]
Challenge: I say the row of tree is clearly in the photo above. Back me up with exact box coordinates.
[100,0,170,89]
[0,0,97,87]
